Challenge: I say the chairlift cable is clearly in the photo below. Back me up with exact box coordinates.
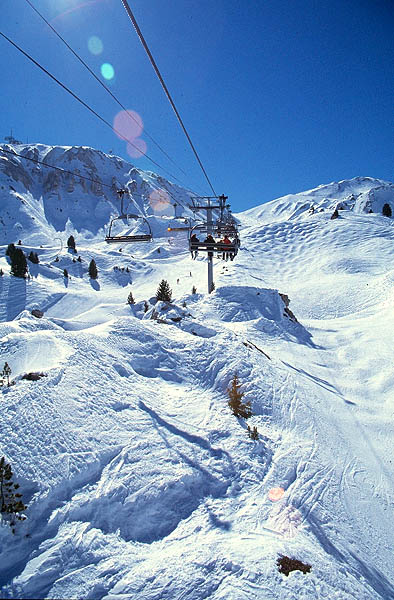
[23,0,196,187]
[0,30,197,191]
[119,0,217,197]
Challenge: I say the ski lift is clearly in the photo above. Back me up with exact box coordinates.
[105,189,153,243]
[105,214,152,243]
[189,223,240,260]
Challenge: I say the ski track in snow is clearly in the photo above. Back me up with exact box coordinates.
[0,146,393,599]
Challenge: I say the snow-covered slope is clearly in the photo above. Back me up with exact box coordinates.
[243,176,394,223]
[0,145,393,600]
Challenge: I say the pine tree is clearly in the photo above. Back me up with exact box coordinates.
[28,251,39,264]
[227,374,252,419]
[63,269,68,278]
[247,425,259,440]
[127,291,135,305]
[10,248,28,278]
[0,457,27,534]
[192,285,197,294]
[88,259,98,279]
[77,255,82,262]
[156,279,172,302]
[5,243,16,258]
[382,203,392,217]
[2,363,12,387]
[67,235,76,251]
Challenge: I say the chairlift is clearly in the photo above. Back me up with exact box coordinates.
[189,223,240,260]
[105,188,153,243]
[105,213,152,243]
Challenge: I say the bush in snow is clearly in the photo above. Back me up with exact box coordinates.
[67,235,76,251]
[10,248,28,278]
[382,203,392,217]
[1,362,12,387]
[156,279,172,302]
[227,374,252,419]
[247,425,259,440]
[277,555,311,577]
[28,251,39,264]
[88,259,98,279]
[0,457,27,534]
[127,291,135,305]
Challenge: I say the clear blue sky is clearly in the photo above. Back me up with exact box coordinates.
[1,0,393,212]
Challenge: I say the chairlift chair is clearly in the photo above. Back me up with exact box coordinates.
[189,223,240,260]
[105,213,153,243]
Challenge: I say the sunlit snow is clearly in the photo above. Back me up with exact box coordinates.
[0,144,393,600]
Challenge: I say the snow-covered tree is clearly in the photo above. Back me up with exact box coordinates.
[156,279,172,302]
[10,248,28,278]
[28,251,39,264]
[1,362,11,387]
[227,374,252,419]
[88,259,98,279]
[0,457,27,534]
[67,235,76,251]
[127,291,135,305]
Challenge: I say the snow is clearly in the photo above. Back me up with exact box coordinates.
[0,143,393,599]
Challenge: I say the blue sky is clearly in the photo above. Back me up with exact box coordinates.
[1,0,393,212]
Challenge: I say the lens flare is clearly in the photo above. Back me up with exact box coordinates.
[101,63,115,80]
[127,138,147,159]
[149,189,171,214]
[113,110,143,142]
[268,487,285,502]
[88,35,103,55]
[266,504,303,539]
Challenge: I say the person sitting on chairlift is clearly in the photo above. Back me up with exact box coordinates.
[204,234,215,257]
[222,235,231,260]
[190,233,199,259]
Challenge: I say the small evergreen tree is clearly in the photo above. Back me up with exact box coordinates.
[88,259,98,279]
[28,251,39,264]
[5,243,16,258]
[77,255,82,262]
[227,374,252,419]
[382,203,392,217]
[127,291,135,305]
[10,248,28,278]
[156,279,172,302]
[247,425,259,440]
[2,363,11,387]
[192,285,197,294]
[67,235,76,251]
[63,269,68,278]
[0,457,27,534]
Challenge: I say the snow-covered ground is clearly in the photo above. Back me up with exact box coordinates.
[0,144,393,599]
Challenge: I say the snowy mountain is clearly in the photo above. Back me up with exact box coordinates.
[0,144,393,600]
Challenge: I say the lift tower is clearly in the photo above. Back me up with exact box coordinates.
[189,195,239,294]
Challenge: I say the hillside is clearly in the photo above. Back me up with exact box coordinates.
[0,144,393,600]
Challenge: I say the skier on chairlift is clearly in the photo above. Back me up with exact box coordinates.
[190,233,199,259]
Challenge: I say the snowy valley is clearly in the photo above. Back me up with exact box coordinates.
[0,144,393,600]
